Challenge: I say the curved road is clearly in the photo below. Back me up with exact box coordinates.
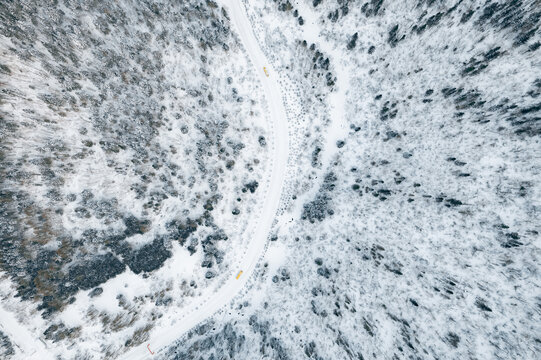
[120,1,289,358]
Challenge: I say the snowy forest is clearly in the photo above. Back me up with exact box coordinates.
[1,0,540,359]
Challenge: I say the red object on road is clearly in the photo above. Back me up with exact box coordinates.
[147,344,155,355]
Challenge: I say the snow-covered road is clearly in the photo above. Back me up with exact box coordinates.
[0,301,51,360]
[119,1,289,358]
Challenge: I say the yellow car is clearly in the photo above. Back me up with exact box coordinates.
[263,67,269,77]
[236,270,243,279]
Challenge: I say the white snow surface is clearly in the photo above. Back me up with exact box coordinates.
[0,294,52,360]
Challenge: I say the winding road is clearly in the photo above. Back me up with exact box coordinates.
[120,0,289,358]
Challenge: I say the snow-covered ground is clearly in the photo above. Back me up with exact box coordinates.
[1,1,540,359]
[0,295,51,360]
